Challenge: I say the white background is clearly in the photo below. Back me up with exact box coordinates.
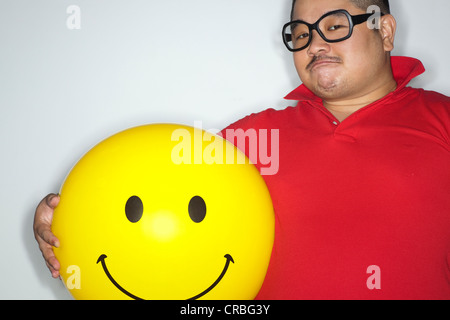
[0,0,449,299]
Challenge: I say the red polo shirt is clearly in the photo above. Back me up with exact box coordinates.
[223,56,450,299]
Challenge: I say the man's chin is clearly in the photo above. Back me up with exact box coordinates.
[307,71,348,97]
[312,79,340,96]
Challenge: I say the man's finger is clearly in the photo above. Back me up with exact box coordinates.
[41,243,60,270]
[45,193,60,209]
[45,261,60,279]
[39,228,60,248]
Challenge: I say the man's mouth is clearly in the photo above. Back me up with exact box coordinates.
[97,253,234,300]
[307,56,342,71]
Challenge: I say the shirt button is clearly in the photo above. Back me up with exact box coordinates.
[332,121,338,125]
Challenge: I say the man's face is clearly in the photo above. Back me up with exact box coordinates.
[292,0,393,102]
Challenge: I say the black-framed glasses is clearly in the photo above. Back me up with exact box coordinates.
[282,9,384,52]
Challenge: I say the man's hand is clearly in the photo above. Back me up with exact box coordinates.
[33,193,61,278]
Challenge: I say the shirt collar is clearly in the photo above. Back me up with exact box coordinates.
[284,56,426,102]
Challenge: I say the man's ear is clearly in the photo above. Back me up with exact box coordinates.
[380,14,396,52]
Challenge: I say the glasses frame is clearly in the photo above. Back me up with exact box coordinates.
[282,9,384,52]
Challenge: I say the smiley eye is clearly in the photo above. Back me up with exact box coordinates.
[125,196,143,223]
[188,196,206,223]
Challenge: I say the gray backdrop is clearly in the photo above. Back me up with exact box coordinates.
[1,0,449,299]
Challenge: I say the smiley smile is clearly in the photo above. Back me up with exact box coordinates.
[97,253,234,300]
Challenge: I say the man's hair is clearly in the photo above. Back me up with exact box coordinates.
[290,0,390,20]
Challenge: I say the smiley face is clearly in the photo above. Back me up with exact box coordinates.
[52,124,274,300]
[97,195,234,300]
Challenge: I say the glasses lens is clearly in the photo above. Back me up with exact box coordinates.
[318,12,351,41]
[284,22,310,51]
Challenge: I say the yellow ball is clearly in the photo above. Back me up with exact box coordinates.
[53,124,274,300]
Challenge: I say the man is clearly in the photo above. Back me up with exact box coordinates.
[34,0,450,299]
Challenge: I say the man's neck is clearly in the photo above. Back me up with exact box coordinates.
[323,77,397,123]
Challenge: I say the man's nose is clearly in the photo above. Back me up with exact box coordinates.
[307,29,331,56]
